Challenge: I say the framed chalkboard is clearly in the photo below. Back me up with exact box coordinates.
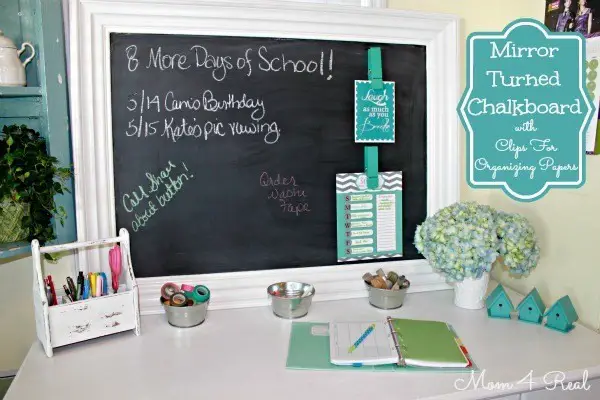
[109,33,425,277]
[70,1,459,307]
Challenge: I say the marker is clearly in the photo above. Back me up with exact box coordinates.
[47,276,57,306]
[44,278,54,306]
[348,323,376,353]
[63,285,74,302]
[100,272,108,296]
[90,273,97,297]
[67,277,77,301]
[77,271,84,299]
[96,274,102,297]
[83,278,90,300]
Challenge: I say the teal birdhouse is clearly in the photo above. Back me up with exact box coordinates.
[485,284,514,319]
[544,296,578,333]
[516,288,546,324]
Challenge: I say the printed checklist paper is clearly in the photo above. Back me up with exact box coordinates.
[329,321,397,366]
[335,172,403,262]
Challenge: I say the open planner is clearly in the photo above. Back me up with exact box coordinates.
[329,317,470,368]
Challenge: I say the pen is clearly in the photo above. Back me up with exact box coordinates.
[348,323,376,353]
[67,277,77,301]
[63,285,74,302]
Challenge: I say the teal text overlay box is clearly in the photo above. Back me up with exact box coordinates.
[458,19,595,201]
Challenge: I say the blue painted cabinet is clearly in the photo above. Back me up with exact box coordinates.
[0,0,75,258]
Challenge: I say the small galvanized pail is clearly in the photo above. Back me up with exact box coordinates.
[365,282,409,309]
[267,282,315,319]
[161,297,209,328]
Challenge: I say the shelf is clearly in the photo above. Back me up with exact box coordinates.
[0,241,31,259]
[0,87,42,98]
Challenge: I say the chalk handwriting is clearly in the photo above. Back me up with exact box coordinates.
[147,46,191,71]
[121,160,194,232]
[128,44,335,81]
[260,172,311,216]
[123,89,280,144]
[125,45,139,72]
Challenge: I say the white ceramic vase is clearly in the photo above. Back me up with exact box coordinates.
[453,272,490,310]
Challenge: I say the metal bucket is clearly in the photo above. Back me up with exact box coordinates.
[267,282,315,319]
[365,282,408,309]
[161,297,209,328]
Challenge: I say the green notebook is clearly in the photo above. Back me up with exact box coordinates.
[286,319,477,373]
[390,318,470,368]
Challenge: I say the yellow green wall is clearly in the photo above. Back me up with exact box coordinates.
[1,0,597,373]
[0,255,72,372]
[389,0,600,331]
[0,257,36,372]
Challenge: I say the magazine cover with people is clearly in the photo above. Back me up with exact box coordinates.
[545,0,600,36]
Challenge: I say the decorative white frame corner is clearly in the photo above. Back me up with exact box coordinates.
[69,0,460,315]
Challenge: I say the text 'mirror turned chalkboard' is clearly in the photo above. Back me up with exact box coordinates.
[110,33,426,278]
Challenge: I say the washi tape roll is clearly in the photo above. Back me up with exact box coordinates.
[186,298,196,306]
[169,292,188,307]
[181,284,194,293]
[161,282,180,301]
[192,285,210,303]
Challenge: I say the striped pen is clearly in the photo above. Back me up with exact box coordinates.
[348,323,376,353]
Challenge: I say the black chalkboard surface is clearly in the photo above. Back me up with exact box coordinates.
[110,33,426,278]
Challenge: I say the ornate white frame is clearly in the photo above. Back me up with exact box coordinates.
[69,0,460,314]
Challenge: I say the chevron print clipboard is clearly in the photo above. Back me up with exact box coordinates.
[335,171,403,262]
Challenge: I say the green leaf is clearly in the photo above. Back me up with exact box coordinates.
[1,124,73,245]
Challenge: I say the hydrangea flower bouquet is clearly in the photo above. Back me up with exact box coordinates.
[414,201,540,309]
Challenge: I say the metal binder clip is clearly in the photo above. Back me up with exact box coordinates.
[368,47,383,90]
[364,146,379,190]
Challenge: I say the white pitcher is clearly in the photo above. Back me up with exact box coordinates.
[0,30,35,87]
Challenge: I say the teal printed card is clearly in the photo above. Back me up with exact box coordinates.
[355,80,396,143]
[336,172,403,262]
[458,19,595,201]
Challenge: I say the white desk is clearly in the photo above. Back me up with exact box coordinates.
[6,285,600,400]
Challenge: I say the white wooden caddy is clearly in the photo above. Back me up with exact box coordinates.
[32,228,141,357]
